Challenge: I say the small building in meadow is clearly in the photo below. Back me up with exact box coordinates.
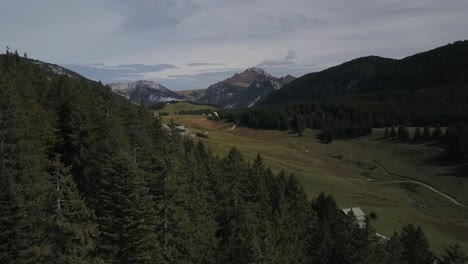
[341,207,366,228]
[175,125,186,132]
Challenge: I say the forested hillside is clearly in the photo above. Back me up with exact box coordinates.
[261,40,468,105]
[220,85,468,144]
[1,50,466,263]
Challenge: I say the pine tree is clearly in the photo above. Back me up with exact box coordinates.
[0,155,20,263]
[308,192,347,264]
[423,125,431,139]
[278,175,311,263]
[403,128,411,140]
[320,128,334,144]
[1,54,52,263]
[0,69,21,263]
[215,147,258,264]
[438,243,468,264]
[173,139,218,264]
[45,155,102,264]
[390,126,397,137]
[397,125,406,139]
[400,224,434,264]
[382,232,404,264]
[292,114,305,137]
[414,127,422,140]
[96,153,159,264]
[432,124,443,140]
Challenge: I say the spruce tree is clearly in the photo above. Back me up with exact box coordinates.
[423,125,431,139]
[292,114,305,137]
[308,192,347,264]
[403,128,411,140]
[414,127,422,140]
[400,224,434,264]
[176,139,218,264]
[216,147,257,264]
[46,155,102,264]
[1,55,52,263]
[397,125,406,139]
[390,126,397,137]
[96,153,159,264]
[0,156,20,263]
[438,243,468,264]
[432,124,443,140]
[0,69,21,263]
[382,232,404,264]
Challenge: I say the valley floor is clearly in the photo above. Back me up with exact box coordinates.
[165,114,468,253]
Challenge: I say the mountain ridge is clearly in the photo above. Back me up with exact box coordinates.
[260,40,468,105]
[196,67,295,109]
[109,80,185,104]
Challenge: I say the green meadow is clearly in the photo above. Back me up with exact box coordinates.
[161,107,468,253]
[158,101,216,115]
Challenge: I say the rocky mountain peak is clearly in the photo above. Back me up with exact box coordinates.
[244,67,271,76]
[223,67,274,88]
[279,74,296,85]
[109,80,184,104]
[196,67,294,108]
[110,80,165,92]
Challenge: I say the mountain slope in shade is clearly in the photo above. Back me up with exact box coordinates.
[196,67,295,108]
[261,40,468,105]
[110,80,185,104]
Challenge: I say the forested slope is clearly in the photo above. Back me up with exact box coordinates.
[0,51,465,263]
[261,40,468,105]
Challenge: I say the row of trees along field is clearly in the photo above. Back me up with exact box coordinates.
[219,89,468,132]
[1,51,467,263]
[382,124,467,160]
[218,92,467,159]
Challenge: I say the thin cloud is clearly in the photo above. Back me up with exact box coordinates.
[64,63,177,83]
[111,0,199,32]
[258,50,297,67]
[187,62,226,66]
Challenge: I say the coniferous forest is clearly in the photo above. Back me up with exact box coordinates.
[219,91,468,157]
[1,51,468,264]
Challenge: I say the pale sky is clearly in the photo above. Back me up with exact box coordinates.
[1,0,467,90]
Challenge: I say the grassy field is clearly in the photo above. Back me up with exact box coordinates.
[163,113,468,253]
[159,102,216,115]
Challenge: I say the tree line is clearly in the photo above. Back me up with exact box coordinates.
[383,124,467,160]
[220,88,468,131]
[0,50,467,263]
[218,90,467,158]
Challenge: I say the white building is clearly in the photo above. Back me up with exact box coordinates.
[341,207,366,228]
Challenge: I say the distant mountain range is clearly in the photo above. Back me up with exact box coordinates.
[260,40,468,105]
[196,67,295,109]
[32,40,468,109]
[107,67,295,108]
[109,81,185,104]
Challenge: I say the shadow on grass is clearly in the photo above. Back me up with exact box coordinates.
[373,137,406,143]
[418,154,468,178]
[437,162,468,178]
[374,137,446,148]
